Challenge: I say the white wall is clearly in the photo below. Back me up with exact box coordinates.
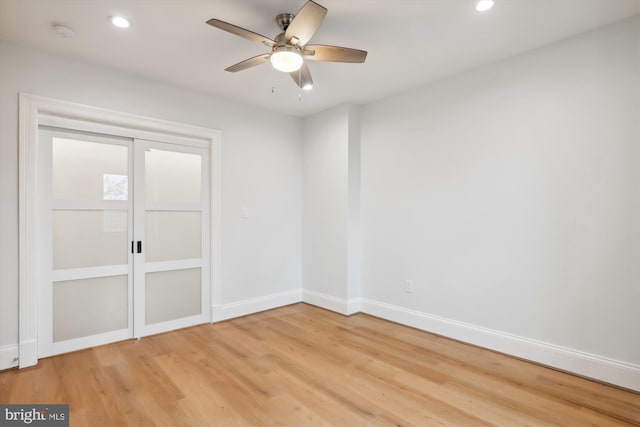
[0,41,303,350]
[360,15,640,386]
[301,104,362,313]
[346,107,362,302]
[302,106,349,301]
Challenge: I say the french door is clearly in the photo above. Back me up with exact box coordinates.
[133,139,210,338]
[38,129,210,357]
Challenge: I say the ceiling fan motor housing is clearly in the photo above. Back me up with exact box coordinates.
[273,32,301,50]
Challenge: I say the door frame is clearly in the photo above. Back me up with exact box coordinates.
[18,93,221,368]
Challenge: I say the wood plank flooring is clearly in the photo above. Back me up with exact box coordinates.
[1,303,639,426]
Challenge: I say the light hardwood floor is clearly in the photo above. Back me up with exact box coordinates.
[1,303,639,426]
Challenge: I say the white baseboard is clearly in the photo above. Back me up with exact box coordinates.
[212,289,302,322]
[302,290,361,315]
[0,344,19,371]
[360,298,640,392]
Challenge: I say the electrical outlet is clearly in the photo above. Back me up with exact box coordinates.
[404,280,414,293]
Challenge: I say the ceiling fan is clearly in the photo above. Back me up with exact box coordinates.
[206,0,367,91]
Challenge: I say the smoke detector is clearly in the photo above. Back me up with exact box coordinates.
[52,24,75,38]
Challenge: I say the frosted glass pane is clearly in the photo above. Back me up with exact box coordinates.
[145,211,201,262]
[145,268,201,325]
[53,210,128,270]
[52,138,128,201]
[53,275,128,342]
[145,149,201,203]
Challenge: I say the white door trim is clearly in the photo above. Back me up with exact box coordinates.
[18,93,222,368]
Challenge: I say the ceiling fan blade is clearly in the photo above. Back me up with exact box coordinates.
[206,19,275,47]
[284,1,327,46]
[225,53,271,72]
[303,45,367,63]
[289,61,313,89]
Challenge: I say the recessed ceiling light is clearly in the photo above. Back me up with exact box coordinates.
[110,16,130,28]
[476,0,494,12]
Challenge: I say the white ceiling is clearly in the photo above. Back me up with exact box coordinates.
[1,0,639,117]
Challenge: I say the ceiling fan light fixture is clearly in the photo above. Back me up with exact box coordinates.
[475,0,494,12]
[270,46,303,72]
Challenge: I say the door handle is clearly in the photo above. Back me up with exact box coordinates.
[137,241,142,254]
